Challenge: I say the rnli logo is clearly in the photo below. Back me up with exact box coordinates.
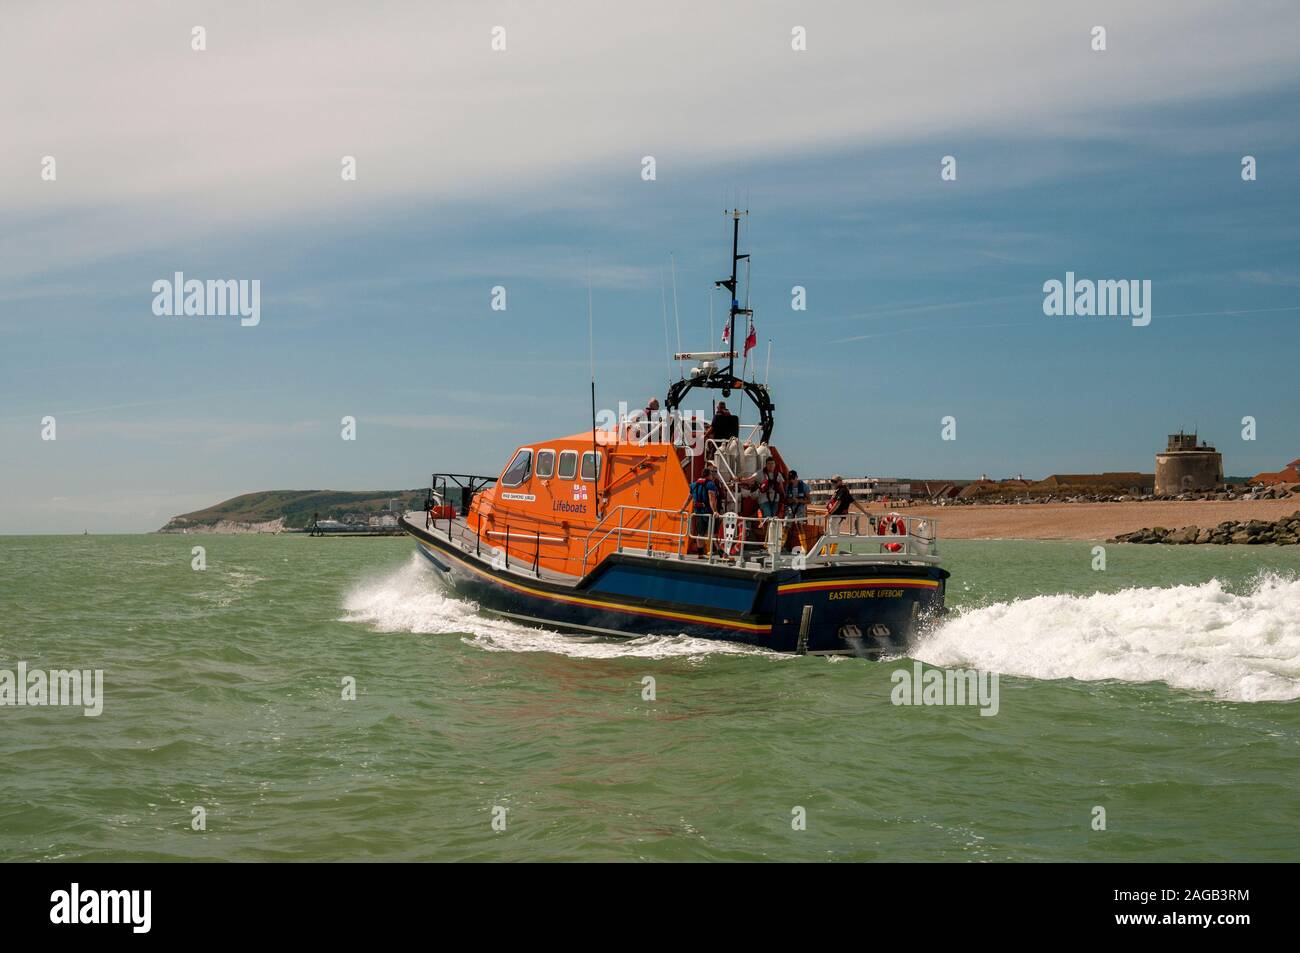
[572,484,588,501]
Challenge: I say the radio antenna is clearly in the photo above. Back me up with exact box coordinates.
[587,253,601,518]
[670,253,682,359]
[587,253,595,384]
[660,267,673,383]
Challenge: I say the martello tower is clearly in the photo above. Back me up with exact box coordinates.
[1154,431,1223,495]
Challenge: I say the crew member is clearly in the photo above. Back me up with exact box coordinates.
[758,458,785,522]
[710,401,738,441]
[785,469,810,521]
[826,474,868,535]
[639,396,660,442]
[689,466,719,555]
[879,512,905,551]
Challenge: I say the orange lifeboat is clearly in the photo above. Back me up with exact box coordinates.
[397,209,949,654]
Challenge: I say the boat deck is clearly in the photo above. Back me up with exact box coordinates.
[407,513,587,587]
[404,507,941,589]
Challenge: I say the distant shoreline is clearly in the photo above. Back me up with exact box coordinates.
[137,499,1300,543]
[886,499,1300,541]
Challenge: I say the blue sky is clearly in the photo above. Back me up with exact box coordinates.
[2,1,1298,532]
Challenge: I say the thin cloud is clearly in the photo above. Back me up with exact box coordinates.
[831,321,1032,345]
[1236,270,1300,288]
[365,413,510,432]
[4,2,1298,279]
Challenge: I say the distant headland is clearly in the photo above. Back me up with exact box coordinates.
[157,489,425,534]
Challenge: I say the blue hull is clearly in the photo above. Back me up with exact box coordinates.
[404,519,948,654]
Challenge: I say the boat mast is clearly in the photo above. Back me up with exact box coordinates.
[715,208,751,380]
[664,207,775,444]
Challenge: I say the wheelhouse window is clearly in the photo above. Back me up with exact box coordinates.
[581,450,602,482]
[536,449,555,479]
[501,449,532,487]
[557,450,578,480]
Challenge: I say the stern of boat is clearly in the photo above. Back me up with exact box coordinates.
[768,564,948,656]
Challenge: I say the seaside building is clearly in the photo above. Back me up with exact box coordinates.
[1154,431,1223,495]
[1249,457,1300,486]
[806,476,912,508]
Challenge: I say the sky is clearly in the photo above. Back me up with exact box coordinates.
[2,0,1298,533]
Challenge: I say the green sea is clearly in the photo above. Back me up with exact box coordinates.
[2,534,1298,862]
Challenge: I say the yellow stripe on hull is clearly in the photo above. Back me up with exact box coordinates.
[778,578,940,594]
[417,539,770,634]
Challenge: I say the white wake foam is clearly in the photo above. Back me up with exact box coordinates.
[343,557,1300,695]
[339,552,774,660]
[914,574,1300,702]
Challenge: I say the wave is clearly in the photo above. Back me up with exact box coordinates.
[339,552,774,660]
[343,556,1300,698]
[914,574,1300,702]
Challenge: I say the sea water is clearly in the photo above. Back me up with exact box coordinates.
[1,534,1297,861]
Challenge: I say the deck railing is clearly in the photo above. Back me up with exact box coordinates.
[579,505,939,575]
[418,474,940,578]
